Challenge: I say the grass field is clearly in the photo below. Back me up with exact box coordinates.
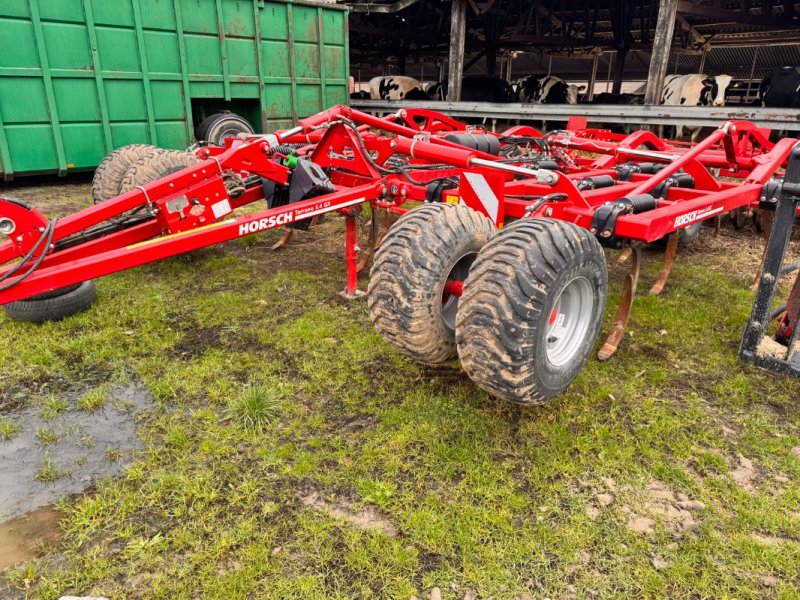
[2,179,800,599]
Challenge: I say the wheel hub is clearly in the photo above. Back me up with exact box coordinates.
[545,276,595,367]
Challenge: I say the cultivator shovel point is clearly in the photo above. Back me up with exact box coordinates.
[2,106,798,403]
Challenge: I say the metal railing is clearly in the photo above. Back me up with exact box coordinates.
[350,99,800,130]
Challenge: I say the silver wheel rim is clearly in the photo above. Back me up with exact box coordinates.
[545,276,595,367]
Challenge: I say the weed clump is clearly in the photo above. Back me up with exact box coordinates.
[39,395,68,421]
[0,419,21,441]
[77,386,108,413]
[35,453,65,481]
[225,384,282,431]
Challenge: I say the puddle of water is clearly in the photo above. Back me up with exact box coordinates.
[0,505,62,572]
[0,383,153,571]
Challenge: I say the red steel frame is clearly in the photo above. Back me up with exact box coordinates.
[0,106,796,311]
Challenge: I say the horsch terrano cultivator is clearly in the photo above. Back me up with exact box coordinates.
[0,106,798,404]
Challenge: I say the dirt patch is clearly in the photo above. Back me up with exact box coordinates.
[299,490,397,537]
[751,533,793,547]
[728,453,758,491]
[622,480,705,536]
[0,505,62,572]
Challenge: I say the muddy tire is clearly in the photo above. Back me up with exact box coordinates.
[456,218,608,405]
[113,150,199,221]
[119,149,199,194]
[368,203,496,364]
[3,281,97,323]
[195,112,255,146]
[92,144,160,204]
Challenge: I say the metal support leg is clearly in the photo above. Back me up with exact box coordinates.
[649,232,678,295]
[740,142,800,375]
[752,209,775,289]
[598,244,642,361]
[340,213,364,299]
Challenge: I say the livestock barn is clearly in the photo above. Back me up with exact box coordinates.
[345,0,800,129]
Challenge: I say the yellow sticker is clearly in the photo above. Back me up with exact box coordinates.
[125,220,229,250]
[445,195,459,205]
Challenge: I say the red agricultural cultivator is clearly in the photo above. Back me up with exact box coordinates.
[0,105,798,404]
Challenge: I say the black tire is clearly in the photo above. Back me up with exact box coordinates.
[456,218,608,405]
[92,144,160,204]
[119,149,199,194]
[3,281,97,323]
[367,203,496,364]
[195,113,255,146]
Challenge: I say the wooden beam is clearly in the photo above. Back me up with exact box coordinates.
[675,14,705,46]
[644,0,678,104]
[675,0,799,29]
[586,50,600,100]
[348,0,424,13]
[447,0,467,101]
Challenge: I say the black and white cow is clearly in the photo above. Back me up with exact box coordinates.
[515,75,584,104]
[758,67,800,107]
[586,92,644,105]
[660,74,732,107]
[660,74,733,140]
[426,77,515,102]
[368,76,426,100]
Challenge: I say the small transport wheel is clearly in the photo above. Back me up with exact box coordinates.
[92,144,161,203]
[195,112,255,146]
[368,203,496,364]
[3,281,97,323]
[456,218,608,405]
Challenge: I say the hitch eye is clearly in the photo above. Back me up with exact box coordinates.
[0,218,15,235]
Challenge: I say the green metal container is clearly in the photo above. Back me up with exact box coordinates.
[0,0,349,180]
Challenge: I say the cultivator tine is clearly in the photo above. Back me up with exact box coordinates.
[618,247,633,264]
[752,210,775,289]
[356,208,379,273]
[598,244,642,361]
[271,227,295,250]
[713,214,722,235]
[649,232,678,295]
[377,210,396,247]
